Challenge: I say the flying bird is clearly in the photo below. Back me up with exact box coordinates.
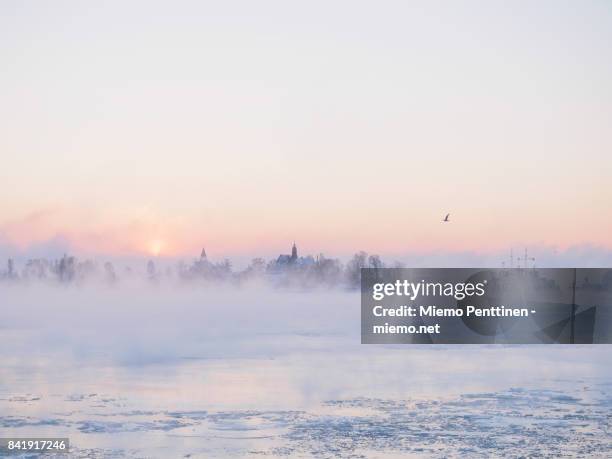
[442,213,450,222]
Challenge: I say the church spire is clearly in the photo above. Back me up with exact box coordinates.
[291,241,298,260]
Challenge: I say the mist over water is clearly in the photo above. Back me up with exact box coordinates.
[1,282,357,365]
[1,282,611,457]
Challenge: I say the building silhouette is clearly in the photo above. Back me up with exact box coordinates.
[272,242,314,271]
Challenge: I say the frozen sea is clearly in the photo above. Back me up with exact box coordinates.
[1,284,611,458]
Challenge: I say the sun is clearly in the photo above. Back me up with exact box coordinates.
[149,239,164,257]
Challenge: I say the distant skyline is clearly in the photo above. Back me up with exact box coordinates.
[1,1,611,258]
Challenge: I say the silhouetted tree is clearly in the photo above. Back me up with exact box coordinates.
[57,255,76,282]
[147,260,156,280]
[104,261,116,284]
[346,251,368,287]
[7,258,15,279]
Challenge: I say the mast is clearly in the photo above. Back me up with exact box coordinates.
[570,268,577,344]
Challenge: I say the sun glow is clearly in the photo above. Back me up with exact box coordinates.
[149,239,164,257]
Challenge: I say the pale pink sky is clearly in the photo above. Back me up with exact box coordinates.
[1,1,611,258]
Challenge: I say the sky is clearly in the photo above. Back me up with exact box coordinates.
[1,0,611,260]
